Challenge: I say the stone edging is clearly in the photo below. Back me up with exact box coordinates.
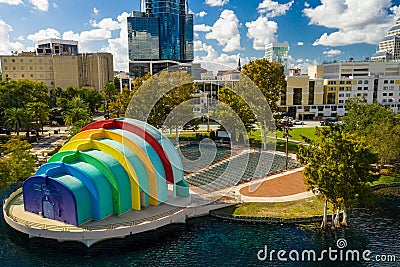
[209,210,341,224]
[210,183,400,224]
[371,182,400,190]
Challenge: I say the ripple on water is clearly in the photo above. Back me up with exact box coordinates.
[0,186,399,267]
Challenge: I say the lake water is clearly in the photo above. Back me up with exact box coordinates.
[1,184,399,266]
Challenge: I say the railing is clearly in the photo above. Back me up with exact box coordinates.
[4,191,186,232]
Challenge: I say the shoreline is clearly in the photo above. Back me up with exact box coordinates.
[211,183,400,224]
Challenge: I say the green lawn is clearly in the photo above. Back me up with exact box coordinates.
[249,127,318,143]
[217,197,333,219]
[372,175,400,185]
[276,127,318,142]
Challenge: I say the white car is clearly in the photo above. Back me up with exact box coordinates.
[292,120,303,125]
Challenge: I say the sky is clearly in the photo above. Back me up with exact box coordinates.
[0,0,400,73]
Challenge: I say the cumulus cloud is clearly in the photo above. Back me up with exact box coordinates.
[205,0,229,7]
[194,24,212,32]
[0,19,24,54]
[196,11,207,17]
[91,18,120,30]
[27,28,60,43]
[304,0,400,46]
[29,0,49,11]
[93,7,100,15]
[100,12,130,71]
[323,49,342,57]
[297,41,304,46]
[194,40,242,72]
[0,0,23,5]
[287,55,319,74]
[245,16,278,50]
[258,0,294,17]
[63,12,129,70]
[0,0,49,11]
[205,10,242,52]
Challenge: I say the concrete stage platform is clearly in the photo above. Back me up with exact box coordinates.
[3,187,231,247]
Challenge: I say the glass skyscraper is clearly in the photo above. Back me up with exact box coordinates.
[128,0,194,77]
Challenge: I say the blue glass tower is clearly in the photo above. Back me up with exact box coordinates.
[128,0,193,77]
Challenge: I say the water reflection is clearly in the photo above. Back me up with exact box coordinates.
[1,185,399,266]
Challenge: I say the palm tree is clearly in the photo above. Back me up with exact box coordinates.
[102,82,118,114]
[26,102,50,135]
[63,107,91,127]
[4,107,31,135]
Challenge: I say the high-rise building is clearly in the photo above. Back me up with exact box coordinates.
[128,0,194,78]
[0,39,114,91]
[265,42,289,73]
[372,19,400,61]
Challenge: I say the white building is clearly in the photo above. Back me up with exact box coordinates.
[265,42,289,73]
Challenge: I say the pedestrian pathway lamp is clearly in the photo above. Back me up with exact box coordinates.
[282,117,292,170]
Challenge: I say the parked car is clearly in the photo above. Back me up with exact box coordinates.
[182,123,196,131]
[292,120,303,125]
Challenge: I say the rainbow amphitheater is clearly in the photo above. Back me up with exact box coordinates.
[3,118,300,247]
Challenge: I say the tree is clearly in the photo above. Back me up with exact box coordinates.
[127,71,195,128]
[342,97,400,166]
[102,81,119,114]
[63,107,91,127]
[26,102,50,135]
[108,88,135,118]
[67,118,93,138]
[0,136,36,187]
[78,88,103,113]
[297,126,379,228]
[216,87,256,132]
[241,58,286,113]
[4,107,31,135]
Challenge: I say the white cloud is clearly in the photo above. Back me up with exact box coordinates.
[297,41,304,46]
[196,11,207,17]
[80,29,111,41]
[304,0,399,46]
[52,2,57,8]
[0,19,24,54]
[304,2,310,8]
[323,49,342,57]
[29,0,49,11]
[27,28,60,43]
[91,18,120,30]
[205,10,242,52]
[194,24,212,32]
[93,7,100,15]
[245,16,278,50]
[0,0,22,5]
[287,55,319,74]
[100,12,130,71]
[205,0,229,7]
[194,42,241,72]
[258,0,294,17]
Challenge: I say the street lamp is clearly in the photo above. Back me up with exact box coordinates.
[282,116,292,170]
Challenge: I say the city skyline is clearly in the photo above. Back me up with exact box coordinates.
[0,0,400,72]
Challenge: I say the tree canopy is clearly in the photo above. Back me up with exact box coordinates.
[0,136,36,187]
[297,126,379,227]
[241,58,286,113]
[342,97,400,165]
